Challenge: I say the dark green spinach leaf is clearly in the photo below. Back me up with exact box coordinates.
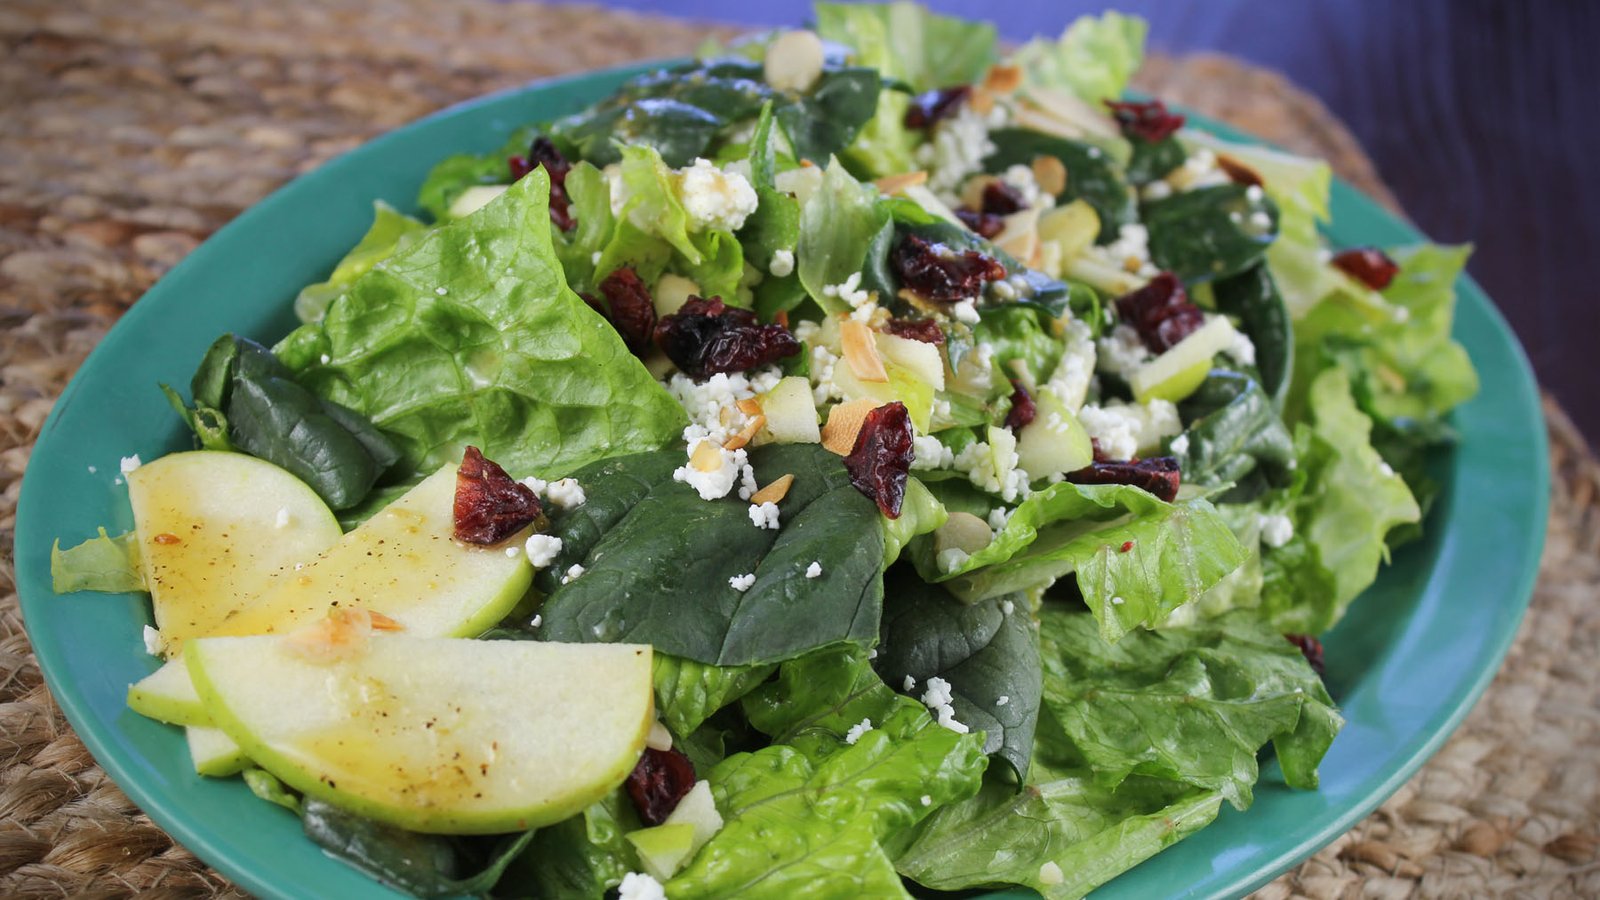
[1212,264,1293,406]
[1144,183,1278,283]
[984,128,1136,242]
[1124,135,1186,186]
[498,791,640,900]
[1172,371,1294,498]
[301,798,534,899]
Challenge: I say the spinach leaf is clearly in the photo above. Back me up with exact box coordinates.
[536,444,886,666]
[1212,263,1294,407]
[499,791,640,899]
[896,768,1221,899]
[654,655,775,737]
[1035,609,1341,807]
[1124,135,1186,186]
[874,567,1041,782]
[743,644,901,751]
[276,171,687,481]
[301,798,534,899]
[920,482,1246,643]
[51,528,143,594]
[985,128,1136,242]
[1172,370,1294,497]
[1144,183,1278,283]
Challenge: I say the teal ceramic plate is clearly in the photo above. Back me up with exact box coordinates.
[15,63,1549,899]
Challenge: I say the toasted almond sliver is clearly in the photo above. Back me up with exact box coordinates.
[1031,155,1068,196]
[736,397,763,416]
[821,398,882,456]
[775,309,789,329]
[983,64,1023,95]
[724,414,767,451]
[874,170,929,195]
[968,86,995,116]
[1215,153,1263,187]
[690,440,724,472]
[750,473,795,506]
[841,319,889,383]
[368,610,405,632]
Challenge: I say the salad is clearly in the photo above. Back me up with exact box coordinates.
[48,3,1481,899]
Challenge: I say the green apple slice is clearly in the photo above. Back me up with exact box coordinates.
[128,657,209,726]
[875,331,946,391]
[1129,315,1236,404]
[833,359,935,434]
[187,634,654,834]
[626,823,696,881]
[446,184,509,219]
[127,451,343,649]
[211,465,532,639]
[664,779,724,852]
[187,726,248,777]
[1016,389,1094,478]
[758,376,821,444]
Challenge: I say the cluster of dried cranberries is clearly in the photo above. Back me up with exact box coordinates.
[1004,380,1037,431]
[585,267,657,356]
[624,747,696,826]
[844,401,915,518]
[1115,273,1205,353]
[453,446,545,544]
[508,136,575,231]
[884,317,946,345]
[891,234,1007,306]
[654,297,801,380]
[903,86,972,129]
[956,180,1029,239]
[1285,634,1327,676]
[1330,247,1400,290]
[1065,456,1182,503]
[1104,98,1186,143]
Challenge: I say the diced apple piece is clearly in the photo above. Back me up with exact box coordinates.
[833,361,934,434]
[1129,316,1235,404]
[1017,390,1095,478]
[187,726,248,777]
[627,823,697,882]
[758,377,822,444]
[1038,200,1100,266]
[128,657,209,726]
[447,185,509,220]
[987,425,1019,487]
[210,465,532,639]
[653,274,700,318]
[664,779,724,851]
[875,332,945,390]
[187,635,654,834]
[127,452,342,649]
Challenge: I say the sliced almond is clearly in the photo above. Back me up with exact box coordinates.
[968,86,995,116]
[874,170,929,196]
[723,415,766,451]
[821,398,882,456]
[1215,153,1263,187]
[690,440,724,472]
[736,397,764,416]
[1031,155,1068,196]
[749,473,795,505]
[764,29,826,93]
[774,309,789,329]
[983,64,1023,95]
[368,610,405,632]
[840,319,889,383]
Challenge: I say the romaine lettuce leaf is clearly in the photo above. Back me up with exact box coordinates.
[1006,12,1148,107]
[51,527,144,594]
[275,170,687,480]
[797,159,891,313]
[654,655,776,737]
[295,202,428,324]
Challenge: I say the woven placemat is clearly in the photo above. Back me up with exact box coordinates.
[1,1,1595,896]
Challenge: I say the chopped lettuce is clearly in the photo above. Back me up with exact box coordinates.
[1007,12,1148,107]
[51,528,144,594]
[415,127,533,221]
[654,656,776,737]
[295,202,428,324]
[797,159,890,313]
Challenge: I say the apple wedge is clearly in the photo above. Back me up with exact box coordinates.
[187,726,248,777]
[128,657,209,726]
[127,451,343,648]
[187,634,654,834]
[210,465,532,639]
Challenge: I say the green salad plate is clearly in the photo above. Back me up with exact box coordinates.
[14,63,1550,899]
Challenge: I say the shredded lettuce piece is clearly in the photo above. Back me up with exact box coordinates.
[294,202,427,324]
[51,527,144,594]
[1007,12,1148,107]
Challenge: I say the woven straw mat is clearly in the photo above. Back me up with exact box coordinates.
[1,1,1595,897]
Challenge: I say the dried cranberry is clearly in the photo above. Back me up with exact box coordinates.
[891,235,1007,305]
[654,296,800,380]
[955,208,1006,239]
[453,446,545,544]
[1104,99,1186,143]
[884,317,946,345]
[1330,247,1400,291]
[844,401,915,518]
[1285,634,1326,676]
[904,86,972,129]
[593,268,657,356]
[1216,154,1263,187]
[1114,273,1206,353]
[1064,457,1181,502]
[1004,380,1037,431]
[981,180,1028,216]
[624,747,696,826]
[509,137,575,231]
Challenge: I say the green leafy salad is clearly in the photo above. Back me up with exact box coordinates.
[53,3,1480,898]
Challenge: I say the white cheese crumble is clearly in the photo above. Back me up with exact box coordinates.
[987,506,1011,532]
[1038,861,1065,886]
[1246,184,1266,203]
[1097,324,1152,380]
[505,546,521,558]
[674,444,747,500]
[769,248,795,278]
[1259,513,1295,548]
[1142,179,1173,201]
[938,547,970,573]
[920,794,933,807]
[903,674,917,692]
[822,271,873,311]
[1045,318,1097,412]
[844,717,873,745]
[919,105,998,201]
[617,872,667,900]
[999,164,1054,210]
[1379,461,1396,477]
[729,572,757,592]
[921,676,970,734]
[560,563,586,585]
[805,561,823,579]
[951,298,981,324]
[1111,595,1126,606]
[1170,434,1191,455]
[319,354,331,364]
[119,454,142,474]
[996,695,1010,707]
[911,434,955,471]
[274,508,291,529]
[519,475,548,496]
[530,614,542,628]
[1177,147,1230,191]
[1227,329,1258,366]
[749,501,781,530]
[1001,599,1015,616]
[524,534,563,568]
[545,477,586,510]
[1077,400,1181,462]
[142,625,164,657]
[675,158,758,232]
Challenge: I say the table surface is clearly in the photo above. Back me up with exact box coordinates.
[590,0,1600,445]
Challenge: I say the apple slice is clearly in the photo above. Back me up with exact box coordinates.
[1129,315,1236,404]
[187,634,654,834]
[210,465,532,639]
[128,657,209,726]
[758,376,821,444]
[1016,389,1094,478]
[627,823,697,882]
[127,451,343,649]
[875,332,945,391]
[187,726,248,777]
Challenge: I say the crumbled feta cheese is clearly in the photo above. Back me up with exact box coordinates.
[934,705,970,734]
[1178,147,1230,190]
[319,354,331,364]
[434,286,447,296]
[911,434,955,471]
[1038,862,1065,886]
[996,695,1010,707]
[867,647,878,659]
[1097,324,1151,381]
[1111,595,1125,606]
[675,158,758,232]
[1104,223,1152,269]
[1249,211,1273,231]
[274,508,291,529]
[749,501,781,530]
[591,251,602,266]
[805,561,823,579]
[999,164,1053,209]
[505,546,521,558]
[1001,599,1015,616]
[617,872,667,900]
[519,475,548,496]
[938,547,970,573]
[1170,434,1190,455]
[1078,400,1181,461]
[143,625,164,657]
[903,674,917,692]
[737,463,759,501]
[674,444,745,500]
[921,676,954,708]
[545,477,586,510]
[530,614,542,628]
[729,572,757,592]
[1259,513,1295,548]
[1246,184,1265,203]
[920,794,933,807]
[1044,318,1097,412]
[844,718,873,745]
[1379,461,1396,477]
[1142,179,1173,201]
[524,534,563,567]
[119,454,142,474]
[1227,329,1257,366]
[951,298,981,324]
[987,506,1011,532]
[560,563,586,585]
[822,271,873,310]
[808,343,845,405]
[952,437,1029,502]
[769,248,795,278]
[919,105,997,200]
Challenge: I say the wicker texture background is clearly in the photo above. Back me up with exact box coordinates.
[1,1,1595,896]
